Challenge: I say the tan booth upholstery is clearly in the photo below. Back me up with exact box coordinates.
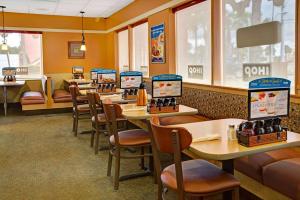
[20,91,45,105]
[52,89,72,103]
[235,148,300,199]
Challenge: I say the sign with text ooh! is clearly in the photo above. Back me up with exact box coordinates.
[243,63,271,81]
[188,65,203,80]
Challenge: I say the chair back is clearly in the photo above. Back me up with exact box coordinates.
[87,92,98,120]
[69,85,79,108]
[102,101,123,145]
[150,115,192,154]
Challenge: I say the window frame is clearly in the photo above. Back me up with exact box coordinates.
[0,30,44,79]
[131,21,149,77]
[174,0,212,85]
[116,27,130,73]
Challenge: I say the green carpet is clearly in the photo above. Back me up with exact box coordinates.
[0,113,157,200]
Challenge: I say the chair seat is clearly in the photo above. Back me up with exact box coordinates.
[92,113,106,123]
[159,115,209,126]
[20,91,45,105]
[76,95,88,103]
[109,129,150,146]
[75,104,90,113]
[161,159,240,194]
[263,158,300,199]
[53,89,72,103]
[234,148,300,182]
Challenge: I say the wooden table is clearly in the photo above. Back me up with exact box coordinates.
[120,104,198,120]
[0,81,25,116]
[77,83,98,90]
[64,79,93,85]
[79,88,123,96]
[171,118,300,173]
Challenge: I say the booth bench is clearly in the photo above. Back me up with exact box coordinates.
[235,147,300,200]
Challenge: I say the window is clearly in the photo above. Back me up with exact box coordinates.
[132,22,149,77]
[221,0,296,92]
[118,29,129,72]
[175,0,212,84]
[0,32,42,78]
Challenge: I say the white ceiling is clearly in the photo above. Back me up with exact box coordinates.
[0,0,134,18]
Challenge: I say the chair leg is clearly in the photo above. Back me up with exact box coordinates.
[140,147,145,170]
[72,114,75,132]
[114,149,121,190]
[157,182,163,200]
[94,129,99,154]
[74,115,79,136]
[107,151,113,176]
[232,187,239,200]
[90,130,95,147]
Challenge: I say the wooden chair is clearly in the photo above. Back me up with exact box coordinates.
[149,116,240,200]
[103,102,153,190]
[69,85,90,136]
[87,92,108,154]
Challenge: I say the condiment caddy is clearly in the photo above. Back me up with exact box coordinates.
[147,98,179,114]
[123,89,138,100]
[236,118,287,147]
[97,83,116,93]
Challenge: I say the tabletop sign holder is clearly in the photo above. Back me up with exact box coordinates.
[120,71,143,100]
[148,74,182,114]
[237,78,290,147]
[2,67,17,82]
[96,69,117,93]
[90,68,102,84]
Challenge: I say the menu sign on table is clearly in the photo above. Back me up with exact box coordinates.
[120,71,143,89]
[90,68,102,80]
[97,69,116,83]
[152,74,182,98]
[248,78,290,120]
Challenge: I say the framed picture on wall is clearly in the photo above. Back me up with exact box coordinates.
[151,23,165,64]
[68,41,85,59]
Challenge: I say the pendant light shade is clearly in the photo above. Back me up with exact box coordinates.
[80,11,86,52]
[1,42,8,50]
[1,6,7,51]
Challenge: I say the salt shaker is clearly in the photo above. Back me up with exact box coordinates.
[227,125,236,140]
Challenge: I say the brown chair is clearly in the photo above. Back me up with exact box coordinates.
[69,85,90,136]
[87,92,109,154]
[103,102,152,190]
[150,116,240,200]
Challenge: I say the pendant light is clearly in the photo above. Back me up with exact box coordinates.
[0,6,7,51]
[80,11,86,51]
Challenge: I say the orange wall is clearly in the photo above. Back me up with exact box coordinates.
[5,12,105,30]
[106,0,172,29]
[43,32,107,74]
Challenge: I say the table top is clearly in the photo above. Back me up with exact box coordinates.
[171,118,300,160]
[0,81,25,86]
[78,84,98,90]
[99,94,136,104]
[80,88,123,96]
[120,104,198,120]
[64,79,93,84]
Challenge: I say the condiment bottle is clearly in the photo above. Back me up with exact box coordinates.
[227,125,236,140]
[136,82,147,106]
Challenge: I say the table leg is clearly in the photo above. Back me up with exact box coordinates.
[3,86,7,116]
[222,159,234,174]
[222,159,235,199]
